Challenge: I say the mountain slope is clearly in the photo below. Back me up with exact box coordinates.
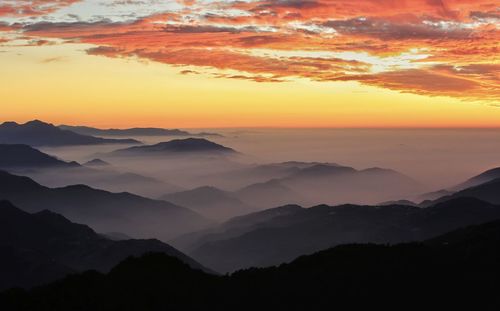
[0,171,209,241]
[0,145,181,198]
[188,197,500,272]
[0,144,79,169]
[4,220,500,310]
[0,201,207,290]
[0,120,140,146]
[455,167,500,190]
[425,177,500,206]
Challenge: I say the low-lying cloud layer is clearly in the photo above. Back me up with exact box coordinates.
[1,0,499,100]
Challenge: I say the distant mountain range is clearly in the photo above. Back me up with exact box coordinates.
[0,171,209,241]
[0,120,141,146]
[181,195,500,272]
[0,201,207,290]
[223,163,425,208]
[109,138,236,156]
[59,125,222,137]
[0,144,182,197]
[4,219,500,310]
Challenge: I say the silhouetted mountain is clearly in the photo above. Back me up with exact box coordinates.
[161,186,256,221]
[427,178,500,206]
[4,220,500,310]
[187,197,500,272]
[110,138,236,156]
[0,145,181,197]
[171,204,304,252]
[377,199,418,206]
[0,171,209,241]
[0,144,79,169]
[59,125,222,137]
[0,201,206,290]
[0,120,141,146]
[83,158,110,167]
[455,167,500,190]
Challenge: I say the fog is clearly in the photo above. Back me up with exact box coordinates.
[40,128,500,189]
[5,127,500,245]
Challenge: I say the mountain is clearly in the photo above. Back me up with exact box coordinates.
[0,171,209,241]
[187,197,500,272]
[4,220,500,310]
[415,189,454,202]
[192,161,340,191]
[0,144,79,169]
[235,179,307,208]
[110,138,236,156]
[427,178,500,206]
[83,158,110,167]
[59,125,222,137]
[160,186,256,221]
[171,204,304,252]
[0,201,206,290]
[0,120,141,146]
[455,167,500,190]
[232,164,424,208]
[0,145,181,198]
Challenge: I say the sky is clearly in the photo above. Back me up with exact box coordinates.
[0,0,499,128]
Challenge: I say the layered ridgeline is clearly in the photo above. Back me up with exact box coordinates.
[0,171,209,241]
[416,166,500,204]
[161,162,426,212]
[178,193,500,272]
[59,125,221,137]
[0,120,140,146]
[0,144,181,198]
[0,201,207,290]
[3,220,500,310]
[454,167,500,190]
[421,176,500,207]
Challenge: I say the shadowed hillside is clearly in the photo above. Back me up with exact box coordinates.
[3,220,500,310]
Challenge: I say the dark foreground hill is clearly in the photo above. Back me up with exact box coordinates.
[0,120,140,146]
[3,220,500,310]
[0,201,207,290]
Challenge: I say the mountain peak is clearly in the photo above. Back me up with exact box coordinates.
[84,158,110,167]
[113,138,236,155]
[0,119,141,147]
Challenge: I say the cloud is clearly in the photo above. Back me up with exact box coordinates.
[6,0,500,101]
[0,0,81,17]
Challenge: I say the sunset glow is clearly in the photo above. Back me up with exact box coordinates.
[1,0,499,127]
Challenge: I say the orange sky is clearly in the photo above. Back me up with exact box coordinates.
[0,0,499,128]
